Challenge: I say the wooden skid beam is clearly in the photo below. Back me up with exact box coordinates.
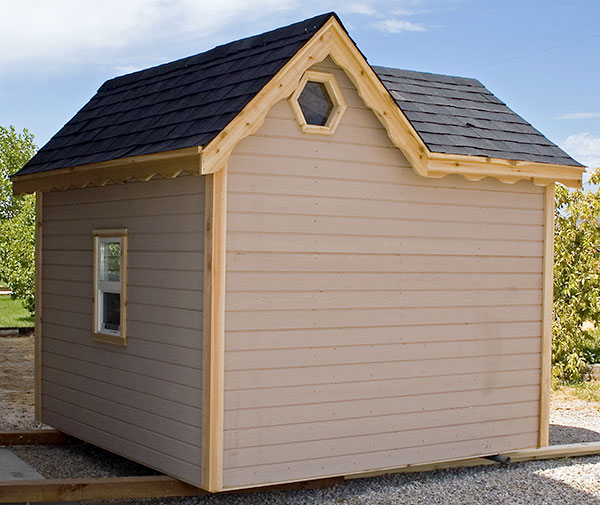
[347,441,600,480]
[1,442,599,503]
[0,430,75,446]
[0,475,344,503]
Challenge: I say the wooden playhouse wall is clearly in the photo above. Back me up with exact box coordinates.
[222,59,544,488]
[39,175,205,485]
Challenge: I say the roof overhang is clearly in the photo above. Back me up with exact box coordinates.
[12,15,584,195]
[11,146,202,195]
[199,15,583,188]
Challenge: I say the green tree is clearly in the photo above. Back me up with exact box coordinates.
[553,168,600,383]
[0,126,37,313]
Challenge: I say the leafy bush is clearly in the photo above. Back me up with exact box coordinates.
[553,169,600,383]
[0,126,37,313]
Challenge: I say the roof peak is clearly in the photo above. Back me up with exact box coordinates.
[100,12,338,93]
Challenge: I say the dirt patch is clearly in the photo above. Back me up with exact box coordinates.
[0,336,45,431]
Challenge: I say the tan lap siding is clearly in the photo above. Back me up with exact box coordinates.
[41,175,204,486]
[223,59,543,488]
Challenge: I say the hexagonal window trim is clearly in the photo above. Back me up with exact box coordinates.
[289,70,347,135]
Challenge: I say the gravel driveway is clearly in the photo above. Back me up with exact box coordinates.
[4,336,600,504]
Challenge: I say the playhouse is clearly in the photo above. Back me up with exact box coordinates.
[12,12,584,492]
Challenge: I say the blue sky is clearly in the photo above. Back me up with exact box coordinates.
[1,0,599,168]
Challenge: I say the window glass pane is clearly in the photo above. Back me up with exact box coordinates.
[298,81,333,126]
[102,292,120,331]
[100,241,121,282]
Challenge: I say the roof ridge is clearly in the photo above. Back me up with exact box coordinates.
[99,12,336,93]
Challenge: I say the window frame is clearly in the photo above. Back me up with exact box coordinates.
[289,70,346,135]
[92,229,128,345]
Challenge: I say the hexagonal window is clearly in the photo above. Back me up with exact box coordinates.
[290,70,346,135]
[298,81,334,126]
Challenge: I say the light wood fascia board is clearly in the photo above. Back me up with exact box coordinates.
[201,17,579,188]
[427,154,584,188]
[11,147,202,195]
[34,191,43,422]
[538,184,555,447]
[200,19,338,175]
[201,167,227,492]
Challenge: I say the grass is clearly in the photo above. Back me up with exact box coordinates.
[0,295,34,327]
[555,381,600,403]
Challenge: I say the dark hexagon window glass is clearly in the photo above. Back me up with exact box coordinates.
[298,81,334,126]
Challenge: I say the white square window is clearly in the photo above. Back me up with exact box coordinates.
[93,229,128,345]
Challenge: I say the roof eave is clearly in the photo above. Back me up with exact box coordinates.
[426,151,585,188]
[10,146,202,195]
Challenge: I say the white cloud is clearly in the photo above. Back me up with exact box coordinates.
[562,132,600,169]
[373,19,426,33]
[338,3,378,15]
[557,112,600,120]
[0,0,295,70]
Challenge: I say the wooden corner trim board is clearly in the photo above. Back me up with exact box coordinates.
[539,183,555,447]
[34,190,43,422]
[201,167,227,492]
[11,147,202,195]
[199,17,584,188]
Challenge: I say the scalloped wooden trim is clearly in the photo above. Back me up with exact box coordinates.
[200,17,583,188]
[11,147,202,195]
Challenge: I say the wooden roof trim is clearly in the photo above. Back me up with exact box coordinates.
[427,152,584,188]
[11,146,202,195]
[202,18,584,188]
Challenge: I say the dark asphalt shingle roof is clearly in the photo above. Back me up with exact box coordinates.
[17,12,337,176]
[373,66,582,167]
[16,12,581,177]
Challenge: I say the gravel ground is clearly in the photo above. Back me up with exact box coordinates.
[4,336,600,504]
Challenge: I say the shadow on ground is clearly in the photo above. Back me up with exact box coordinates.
[551,424,600,445]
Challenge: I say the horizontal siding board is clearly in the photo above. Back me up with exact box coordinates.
[43,352,202,408]
[44,322,202,367]
[128,303,202,330]
[44,193,203,221]
[223,432,537,487]
[228,191,544,224]
[44,337,202,388]
[127,268,203,291]
[43,264,92,282]
[44,214,203,236]
[227,173,544,210]
[227,212,543,241]
[225,353,539,390]
[42,396,202,464]
[225,305,542,331]
[42,409,202,486]
[228,154,542,196]
[225,289,542,311]
[224,385,540,430]
[225,369,540,410]
[226,321,542,350]
[224,337,540,370]
[44,233,202,254]
[43,381,202,448]
[225,401,539,450]
[227,272,542,292]
[44,367,202,425]
[225,417,539,468]
[227,232,543,257]
[128,286,202,312]
[227,252,542,274]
